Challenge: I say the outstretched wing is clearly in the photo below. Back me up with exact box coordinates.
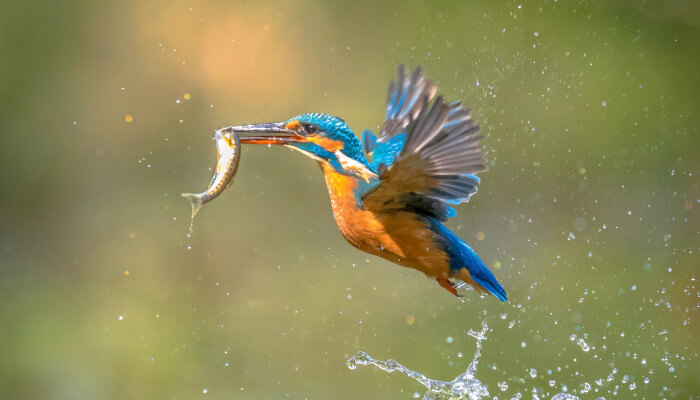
[363,65,435,157]
[360,70,485,221]
[380,65,438,142]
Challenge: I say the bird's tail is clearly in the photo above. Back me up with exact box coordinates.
[428,218,508,301]
[181,193,204,218]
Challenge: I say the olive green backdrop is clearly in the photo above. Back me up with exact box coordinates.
[1,0,698,399]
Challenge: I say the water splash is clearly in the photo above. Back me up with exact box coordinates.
[347,322,597,400]
[576,338,590,352]
[185,216,195,250]
[550,394,579,400]
[346,322,490,400]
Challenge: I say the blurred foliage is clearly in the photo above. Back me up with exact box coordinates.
[0,0,698,399]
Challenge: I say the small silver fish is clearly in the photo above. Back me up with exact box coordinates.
[182,129,241,217]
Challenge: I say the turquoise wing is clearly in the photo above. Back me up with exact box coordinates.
[358,66,485,220]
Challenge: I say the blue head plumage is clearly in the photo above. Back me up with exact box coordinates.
[289,113,369,166]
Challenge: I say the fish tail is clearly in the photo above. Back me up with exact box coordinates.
[181,193,204,218]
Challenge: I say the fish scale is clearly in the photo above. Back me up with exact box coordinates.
[181,128,241,218]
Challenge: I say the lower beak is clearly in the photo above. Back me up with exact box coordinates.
[221,122,300,145]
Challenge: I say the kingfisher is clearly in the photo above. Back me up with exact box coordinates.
[226,66,506,301]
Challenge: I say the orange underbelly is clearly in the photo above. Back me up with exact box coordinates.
[322,169,451,279]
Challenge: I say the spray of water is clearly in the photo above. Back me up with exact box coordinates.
[346,322,490,400]
[346,321,589,400]
[185,216,195,250]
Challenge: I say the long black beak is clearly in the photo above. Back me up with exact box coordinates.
[221,122,300,145]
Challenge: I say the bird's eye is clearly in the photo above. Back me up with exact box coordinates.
[303,124,318,134]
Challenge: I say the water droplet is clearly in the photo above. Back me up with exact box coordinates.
[577,338,590,352]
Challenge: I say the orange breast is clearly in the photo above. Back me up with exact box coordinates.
[320,165,452,279]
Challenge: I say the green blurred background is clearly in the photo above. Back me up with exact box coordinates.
[1,0,698,399]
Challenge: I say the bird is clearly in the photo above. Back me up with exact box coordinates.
[226,65,507,301]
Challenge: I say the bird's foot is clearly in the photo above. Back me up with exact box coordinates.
[437,278,462,297]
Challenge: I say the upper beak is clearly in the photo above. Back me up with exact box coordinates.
[221,122,300,145]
